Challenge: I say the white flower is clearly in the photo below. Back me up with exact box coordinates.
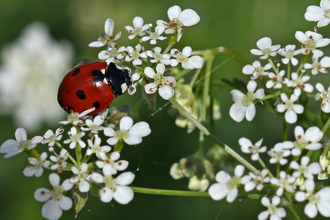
[23,152,50,177]
[98,43,126,64]
[295,179,330,218]
[250,37,280,59]
[125,16,150,39]
[295,31,330,56]
[81,115,105,134]
[0,22,73,131]
[89,18,121,47]
[258,196,286,220]
[290,156,321,179]
[0,127,38,158]
[208,165,245,203]
[188,175,209,192]
[278,44,300,66]
[305,0,330,28]
[59,107,95,125]
[229,80,265,122]
[42,127,64,147]
[34,173,73,220]
[50,149,69,171]
[277,93,304,124]
[268,142,292,165]
[238,137,267,161]
[86,136,111,158]
[286,72,313,96]
[271,171,295,196]
[104,116,151,145]
[170,46,203,69]
[265,70,287,89]
[63,127,86,149]
[142,26,167,45]
[315,83,330,113]
[304,55,330,75]
[127,72,140,95]
[146,47,171,65]
[291,126,323,156]
[156,5,200,41]
[144,63,176,100]
[242,169,270,192]
[70,163,91,193]
[242,61,272,80]
[91,166,135,204]
[96,151,129,175]
[125,44,147,65]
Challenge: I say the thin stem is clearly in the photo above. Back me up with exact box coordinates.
[163,42,175,54]
[55,141,78,167]
[258,157,274,178]
[169,97,258,173]
[285,204,301,220]
[131,186,210,197]
[322,116,330,134]
[283,118,288,142]
[268,58,278,74]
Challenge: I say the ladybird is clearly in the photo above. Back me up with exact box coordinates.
[57,62,132,115]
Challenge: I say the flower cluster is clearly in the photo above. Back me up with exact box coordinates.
[0,108,151,220]
[88,5,203,101]
[209,124,327,219]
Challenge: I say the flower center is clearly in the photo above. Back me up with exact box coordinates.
[51,185,65,200]
[18,140,32,151]
[312,61,322,70]
[154,52,163,61]
[227,175,241,190]
[132,27,142,35]
[131,50,140,60]
[294,77,304,88]
[262,48,271,55]
[150,32,160,40]
[267,204,278,215]
[307,192,320,205]
[89,124,100,131]
[70,134,81,142]
[249,145,260,154]
[274,151,284,162]
[285,50,294,58]
[297,164,308,174]
[242,92,255,106]
[304,39,317,51]
[67,112,80,122]
[114,129,129,140]
[176,53,189,64]
[104,175,117,189]
[325,9,330,19]
[294,139,308,150]
[285,100,295,111]
[321,91,330,101]
[90,144,101,153]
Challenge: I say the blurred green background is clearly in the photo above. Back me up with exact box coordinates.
[0,0,330,219]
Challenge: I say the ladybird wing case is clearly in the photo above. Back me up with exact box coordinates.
[57,62,115,115]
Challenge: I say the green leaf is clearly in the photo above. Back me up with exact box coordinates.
[73,188,88,218]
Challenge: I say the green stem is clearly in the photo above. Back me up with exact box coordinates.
[285,204,301,220]
[283,118,288,142]
[163,42,175,54]
[169,97,257,173]
[261,91,281,101]
[287,62,291,79]
[322,116,330,134]
[258,157,274,178]
[268,58,278,74]
[131,186,210,197]
[26,148,40,159]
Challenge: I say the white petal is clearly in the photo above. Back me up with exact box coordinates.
[317,200,330,217]
[234,165,245,176]
[285,110,297,124]
[92,173,104,183]
[257,37,272,50]
[208,183,228,200]
[100,187,113,203]
[107,138,118,145]
[129,122,151,137]
[59,196,73,211]
[179,9,200,26]
[124,136,142,145]
[120,116,133,130]
[15,127,27,142]
[42,200,62,220]
[305,203,318,218]
[167,5,181,20]
[34,188,51,202]
[144,67,155,78]
[226,189,238,203]
[0,139,18,154]
[159,85,174,100]
[215,171,231,183]
[79,180,90,192]
[229,103,247,122]
[116,172,135,185]
[113,185,134,204]
[305,6,326,21]
[104,18,114,35]
[49,173,60,187]
[245,104,256,121]
[295,191,306,202]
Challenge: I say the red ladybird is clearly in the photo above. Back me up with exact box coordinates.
[57,62,132,115]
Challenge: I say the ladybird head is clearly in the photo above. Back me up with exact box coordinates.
[106,63,132,97]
